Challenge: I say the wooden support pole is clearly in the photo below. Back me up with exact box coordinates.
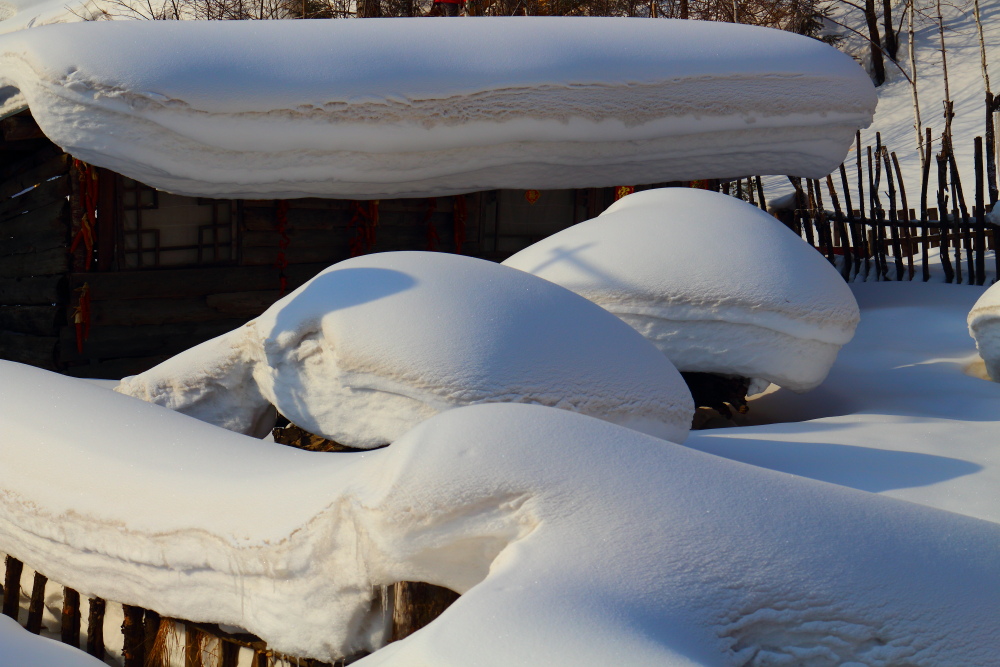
[976,136,988,285]
[881,149,905,281]
[892,152,915,279]
[143,608,163,667]
[221,640,241,667]
[827,174,853,281]
[61,587,81,647]
[253,649,269,667]
[390,582,460,643]
[122,605,147,667]
[26,572,46,634]
[87,597,106,660]
[937,152,955,283]
[921,128,934,281]
[2,556,23,619]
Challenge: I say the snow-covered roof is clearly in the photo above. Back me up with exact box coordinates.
[3,363,1000,664]
[504,188,860,391]
[117,252,695,446]
[0,18,876,198]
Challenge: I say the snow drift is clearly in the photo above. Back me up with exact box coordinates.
[2,364,999,665]
[967,281,1000,381]
[117,252,694,446]
[0,18,875,198]
[504,188,860,392]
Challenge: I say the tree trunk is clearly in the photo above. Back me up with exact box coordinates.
[865,0,886,86]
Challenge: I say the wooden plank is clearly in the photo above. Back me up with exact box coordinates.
[0,305,61,336]
[0,227,66,256]
[0,143,62,183]
[0,274,64,305]
[68,264,327,301]
[63,354,173,380]
[87,597,106,660]
[205,290,281,318]
[243,228,353,249]
[0,173,71,222]
[1,114,45,142]
[0,153,69,201]
[0,198,69,233]
[61,587,81,647]
[26,572,46,634]
[0,331,57,368]
[89,297,219,327]
[244,206,351,232]
[242,244,349,266]
[0,246,70,278]
[58,319,245,364]
[2,556,22,619]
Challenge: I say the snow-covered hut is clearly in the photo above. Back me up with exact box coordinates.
[0,18,876,378]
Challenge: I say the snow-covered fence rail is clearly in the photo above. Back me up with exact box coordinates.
[786,131,1000,284]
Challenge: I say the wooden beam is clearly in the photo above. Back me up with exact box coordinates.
[0,274,64,306]
[68,264,326,301]
[0,153,69,201]
[0,331,58,368]
[0,246,70,278]
[0,305,61,336]
[1,115,45,142]
[0,174,71,223]
[0,200,71,255]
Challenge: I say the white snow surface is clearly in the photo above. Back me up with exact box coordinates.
[687,281,1000,525]
[117,251,694,446]
[0,615,106,667]
[967,280,1000,381]
[3,364,1000,665]
[0,18,875,198]
[504,188,860,391]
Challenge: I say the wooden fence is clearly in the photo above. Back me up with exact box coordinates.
[781,130,1000,285]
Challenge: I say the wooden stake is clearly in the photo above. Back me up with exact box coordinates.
[2,556,23,619]
[26,572,46,634]
[881,149,905,280]
[86,597,106,660]
[390,582,460,642]
[892,152,915,279]
[122,605,146,667]
[827,174,853,280]
[921,128,934,281]
[937,152,955,283]
[62,587,81,647]
[976,136,988,284]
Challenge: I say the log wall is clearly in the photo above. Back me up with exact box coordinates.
[0,134,71,370]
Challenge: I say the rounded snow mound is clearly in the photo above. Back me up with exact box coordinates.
[967,283,1000,381]
[120,252,694,447]
[504,188,860,392]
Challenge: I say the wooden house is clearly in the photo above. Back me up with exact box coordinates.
[1,109,673,379]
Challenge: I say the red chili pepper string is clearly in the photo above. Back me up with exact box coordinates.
[349,200,379,257]
[72,283,91,354]
[70,160,99,271]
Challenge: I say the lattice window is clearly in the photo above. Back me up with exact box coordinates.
[121,178,236,269]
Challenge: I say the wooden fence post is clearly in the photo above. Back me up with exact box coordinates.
[87,597,106,660]
[26,572,46,634]
[122,605,146,667]
[976,136,988,285]
[62,587,81,647]
[2,556,22,619]
[390,582,460,643]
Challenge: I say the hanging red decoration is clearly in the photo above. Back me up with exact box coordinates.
[70,160,99,272]
[274,200,290,295]
[452,196,467,255]
[348,200,379,257]
[524,190,541,205]
[688,179,711,190]
[614,186,635,201]
[72,283,92,354]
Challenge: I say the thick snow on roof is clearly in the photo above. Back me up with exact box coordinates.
[3,364,999,665]
[968,282,1000,382]
[504,188,860,391]
[117,252,694,446]
[0,18,875,198]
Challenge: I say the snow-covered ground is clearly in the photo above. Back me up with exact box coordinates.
[3,272,1000,666]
